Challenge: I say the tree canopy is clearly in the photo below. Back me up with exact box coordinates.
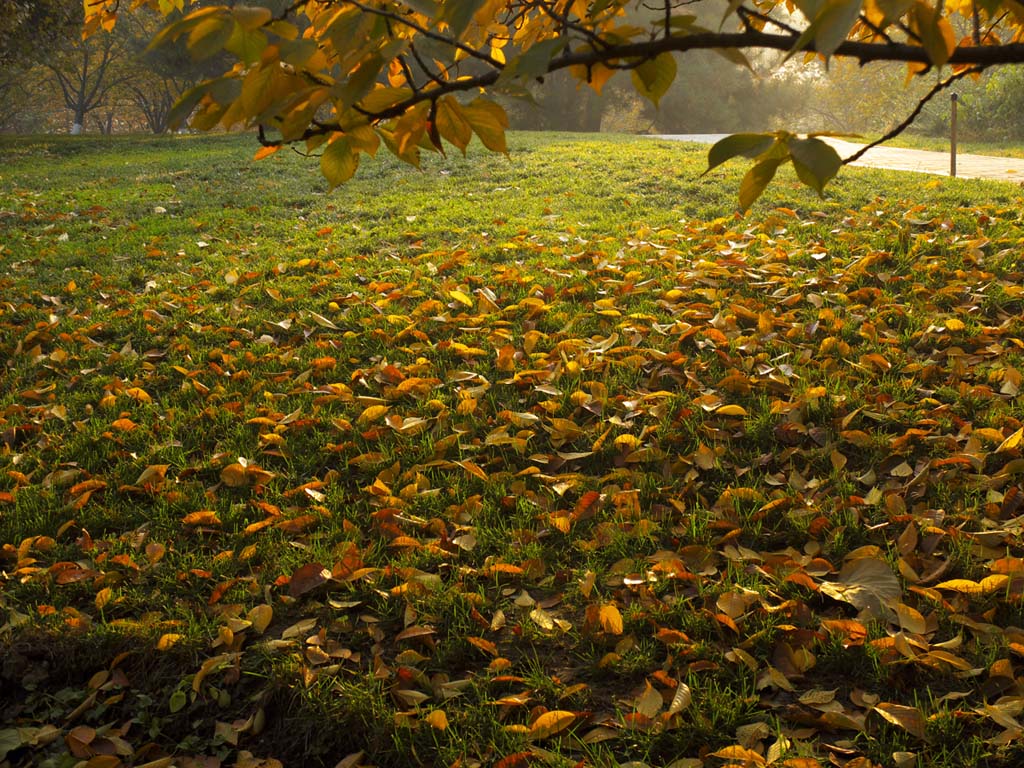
[86,0,1024,206]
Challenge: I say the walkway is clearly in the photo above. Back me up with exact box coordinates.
[652,134,1024,183]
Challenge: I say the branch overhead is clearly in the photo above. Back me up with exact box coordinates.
[83,0,1024,203]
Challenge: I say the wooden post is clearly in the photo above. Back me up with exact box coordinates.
[950,93,958,177]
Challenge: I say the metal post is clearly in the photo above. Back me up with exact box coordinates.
[950,93,958,177]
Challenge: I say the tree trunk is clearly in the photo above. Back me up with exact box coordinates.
[72,102,86,134]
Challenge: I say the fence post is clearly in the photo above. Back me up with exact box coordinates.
[950,93,958,177]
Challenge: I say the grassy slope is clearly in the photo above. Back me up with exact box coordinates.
[2,132,1024,768]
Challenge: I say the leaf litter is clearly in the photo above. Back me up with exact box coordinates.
[2,135,1024,767]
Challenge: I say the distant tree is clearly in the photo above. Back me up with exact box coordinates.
[803,59,933,135]
[47,25,136,134]
[0,0,77,131]
[0,0,78,66]
[86,0,1024,206]
[120,9,227,134]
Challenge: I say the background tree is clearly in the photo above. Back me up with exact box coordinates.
[0,0,79,132]
[81,0,1024,204]
[47,21,135,135]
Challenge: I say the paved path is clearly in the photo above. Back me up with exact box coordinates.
[652,133,1024,183]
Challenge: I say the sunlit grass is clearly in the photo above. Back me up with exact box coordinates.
[2,131,1024,768]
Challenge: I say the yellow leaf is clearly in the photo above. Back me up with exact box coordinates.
[135,464,169,487]
[125,387,152,403]
[530,607,555,631]
[529,710,576,740]
[635,680,663,718]
[710,746,766,765]
[357,404,390,425]
[874,702,926,739]
[95,587,113,611]
[156,633,183,651]
[935,575,1008,595]
[425,709,449,730]
[220,463,249,487]
[715,404,748,417]
[457,460,488,482]
[448,289,473,307]
[598,603,623,635]
[996,427,1024,453]
[248,604,273,634]
[613,434,641,451]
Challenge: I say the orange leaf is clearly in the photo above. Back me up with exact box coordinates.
[820,618,868,646]
[467,636,499,657]
[254,145,280,160]
[572,490,602,522]
[208,578,238,605]
[494,753,532,768]
[182,510,221,526]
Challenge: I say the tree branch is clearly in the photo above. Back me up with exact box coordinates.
[342,0,506,70]
[841,65,985,165]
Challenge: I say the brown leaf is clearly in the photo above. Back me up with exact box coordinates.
[288,563,330,597]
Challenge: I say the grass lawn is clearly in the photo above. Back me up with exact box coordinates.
[3,131,1024,768]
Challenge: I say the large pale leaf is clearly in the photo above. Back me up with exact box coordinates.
[321,136,359,188]
[705,133,776,173]
[460,98,509,154]
[788,137,842,195]
[819,557,901,619]
[739,157,784,212]
[631,53,677,107]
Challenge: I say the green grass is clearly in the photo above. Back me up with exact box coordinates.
[3,131,1024,768]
